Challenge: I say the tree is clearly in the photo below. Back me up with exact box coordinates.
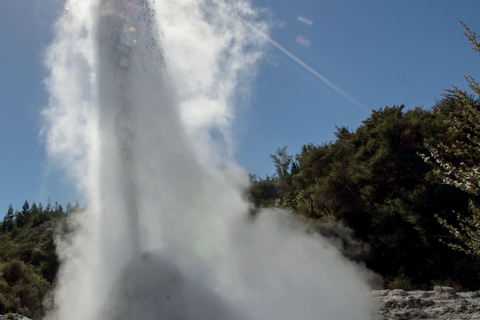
[289,105,476,288]
[422,22,480,256]
[46,198,52,213]
[270,146,293,179]
[16,200,31,228]
[30,202,39,216]
[269,146,293,204]
[22,200,30,216]
[2,205,15,232]
[248,174,279,209]
[53,202,65,218]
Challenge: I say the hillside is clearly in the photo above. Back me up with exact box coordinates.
[0,201,71,318]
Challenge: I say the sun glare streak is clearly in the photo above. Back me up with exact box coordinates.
[214,0,368,112]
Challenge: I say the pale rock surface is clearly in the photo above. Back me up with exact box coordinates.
[373,287,480,320]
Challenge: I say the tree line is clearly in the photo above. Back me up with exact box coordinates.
[249,23,480,291]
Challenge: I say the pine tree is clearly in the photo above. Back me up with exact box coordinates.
[3,205,15,232]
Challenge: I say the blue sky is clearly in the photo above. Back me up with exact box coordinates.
[1,0,480,213]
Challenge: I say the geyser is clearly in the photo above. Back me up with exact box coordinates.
[42,0,374,319]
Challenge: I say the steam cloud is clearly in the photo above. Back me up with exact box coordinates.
[42,0,374,319]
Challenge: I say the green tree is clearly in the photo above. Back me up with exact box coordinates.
[2,205,15,232]
[53,201,65,218]
[16,201,31,228]
[290,105,476,288]
[30,202,39,217]
[0,259,51,317]
[248,174,279,209]
[22,200,30,217]
[270,146,293,204]
[422,22,480,256]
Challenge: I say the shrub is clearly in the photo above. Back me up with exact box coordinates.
[0,260,51,318]
[2,260,26,286]
[387,273,415,291]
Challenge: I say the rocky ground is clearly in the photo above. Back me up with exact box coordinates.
[2,286,480,320]
[0,314,31,320]
[373,286,480,320]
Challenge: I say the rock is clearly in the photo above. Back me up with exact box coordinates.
[372,289,390,298]
[418,291,433,299]
[409,310,428,318]
[391,310,410,319]
[467,291,480,299]
[388,289,408,298]
[373,288,480,320]
[434,286,458,300]
[456,305,467,312]
[1,314,30,320]
[455,299,470,305]
[421,298,434,307]
[405,296,418,308]
[381,299,400,309]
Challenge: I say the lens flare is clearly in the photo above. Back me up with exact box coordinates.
[298,16,313,26]
[296,35,311,47]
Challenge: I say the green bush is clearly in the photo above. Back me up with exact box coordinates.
[2,260,26,286]
[386,272,415,291]
[0,259,51,318]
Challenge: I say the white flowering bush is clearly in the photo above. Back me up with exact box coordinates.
[436,201,480,255]
[422,22,480,256]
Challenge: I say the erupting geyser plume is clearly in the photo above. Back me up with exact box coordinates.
[42,0,374,319]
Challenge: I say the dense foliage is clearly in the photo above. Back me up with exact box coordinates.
[422,23,480,256]
[251,105,480,290]
[249,24,480,291]
[0,200,72,318]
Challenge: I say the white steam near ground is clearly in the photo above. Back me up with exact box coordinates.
[42,0,375,319]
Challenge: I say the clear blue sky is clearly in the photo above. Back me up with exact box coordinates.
[1,0,480,213]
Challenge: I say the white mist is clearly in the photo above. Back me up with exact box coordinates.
[42,0,374,319]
